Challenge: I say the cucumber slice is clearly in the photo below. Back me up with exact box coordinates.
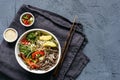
[43,41,57,47]
[39,35,52,41]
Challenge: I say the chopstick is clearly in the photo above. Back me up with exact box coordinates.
[50,16,78,80]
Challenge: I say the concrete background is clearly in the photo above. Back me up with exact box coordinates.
[0,0,120,80]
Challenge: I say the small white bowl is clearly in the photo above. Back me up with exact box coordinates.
[3,28,18,42]
[15,29,61,74]
[20,12,35,27]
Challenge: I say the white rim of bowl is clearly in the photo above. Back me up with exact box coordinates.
[20,12,35,27]
[15,29,61,74]
[3,28,18,42]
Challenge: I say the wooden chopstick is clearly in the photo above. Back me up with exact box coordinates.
[51,16,78,79]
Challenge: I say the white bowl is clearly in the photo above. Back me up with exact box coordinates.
[3,28,18,42]
[20,12,35,27]
[15,29,61,74]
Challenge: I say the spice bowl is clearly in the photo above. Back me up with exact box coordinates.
[20,12,35,27]
[3,28,18,43]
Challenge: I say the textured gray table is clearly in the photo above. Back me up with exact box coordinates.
[0,0,120,80]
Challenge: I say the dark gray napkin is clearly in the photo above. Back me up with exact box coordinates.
[0,4,89,80]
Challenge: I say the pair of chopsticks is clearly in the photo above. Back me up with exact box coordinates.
[50,16,78,80]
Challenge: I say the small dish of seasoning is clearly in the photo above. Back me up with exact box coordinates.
[20,12,35,27]
[3,28,18,42]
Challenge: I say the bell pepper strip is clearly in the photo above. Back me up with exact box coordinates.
[19,53,40,69]
[32,51,45,59]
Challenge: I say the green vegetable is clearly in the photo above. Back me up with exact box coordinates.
[23,15,29,19]
[19,44,31,56]
[27,32,36,42]
[26,51,33,58]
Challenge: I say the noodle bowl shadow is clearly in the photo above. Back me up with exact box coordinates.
[15,29,61,74]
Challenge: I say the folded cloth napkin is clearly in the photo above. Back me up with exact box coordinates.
[0,4,89,80]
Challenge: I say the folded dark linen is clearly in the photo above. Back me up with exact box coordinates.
[64,51,89,80]
[0,4,89,80]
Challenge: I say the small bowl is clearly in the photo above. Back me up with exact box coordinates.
[15,29,61,74]
[3,28,18,42]
[20,12,35,27]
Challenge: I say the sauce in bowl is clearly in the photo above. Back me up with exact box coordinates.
[3,28,18,42]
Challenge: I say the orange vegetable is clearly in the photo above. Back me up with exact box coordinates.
[19,53,40,69]
[32,51,45,59]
